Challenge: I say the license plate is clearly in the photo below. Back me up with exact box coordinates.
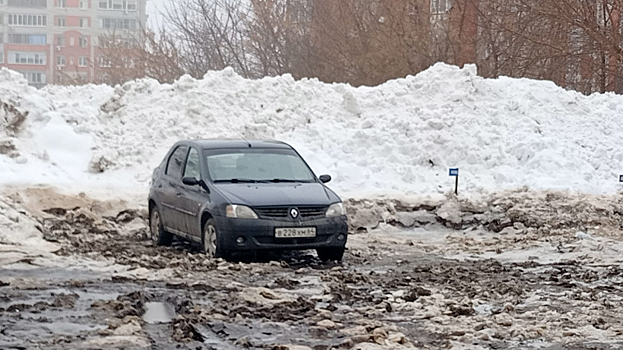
[275,227,316,238]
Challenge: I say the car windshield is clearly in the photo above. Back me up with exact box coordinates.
[205,149,316,183]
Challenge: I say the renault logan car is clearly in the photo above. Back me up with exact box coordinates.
[148,140,348,262]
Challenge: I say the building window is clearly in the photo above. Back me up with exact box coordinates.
[56,0,66,8]
[408,2,421,24]
[8,51,46,65]
[98,36,136,49]
[0,53,4,64]
[69,37,74,46]
[57,55,65,66]
[431,0,449,14]
[57,17,66,27]
[79,0,87,8]
[79,36,88,47]
[122,37,134,48]
[0,32,3,43]
[7,0,47,7]
[8,33,47,45]
[98,56,111,67]
[0,14,3,25]
[79,56,87,67]
[79,17,88,27]
[8,14,46,26]
[98,18,137,30]
[22,72,45,84]
[99,0,136,11]
[56,35,65,46]
[69,57,74,65]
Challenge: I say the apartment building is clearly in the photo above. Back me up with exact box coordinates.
[0,0,147,87]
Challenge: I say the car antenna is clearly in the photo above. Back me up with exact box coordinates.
[227,125,252,148]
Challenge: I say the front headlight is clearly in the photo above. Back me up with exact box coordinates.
[326,202,346,217]
[226,205,258,219]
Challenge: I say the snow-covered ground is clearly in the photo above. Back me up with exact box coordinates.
[3,63,623,202]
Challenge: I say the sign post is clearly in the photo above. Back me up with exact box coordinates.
[449,168,459,195]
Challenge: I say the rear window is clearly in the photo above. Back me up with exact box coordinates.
[205,148,315,182]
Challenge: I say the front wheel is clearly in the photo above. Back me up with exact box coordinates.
[202,219,229,259]
[316,247,345,262]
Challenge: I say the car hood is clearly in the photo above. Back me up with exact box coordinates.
[213,183,339,207]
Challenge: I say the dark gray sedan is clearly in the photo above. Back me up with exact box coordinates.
[148,139,348,262]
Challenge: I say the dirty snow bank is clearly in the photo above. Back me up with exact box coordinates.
[0,187,143,250]
[0,196,45,246]
[2,64,623,200]
[347,189,623,232]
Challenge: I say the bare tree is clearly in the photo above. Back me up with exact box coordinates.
[539,0,622,92]
[474,0,623,93]
[88,0,623,94]
[306,0,433,86]
[165,0,254,78]
[63,27,186,86]
[247,0,315,78]
[139,29,187,83]
[96,32,146,85]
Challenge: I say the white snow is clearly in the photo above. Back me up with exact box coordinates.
[0,196,48,246]
[2,62,623,201]
[575,231,595,241]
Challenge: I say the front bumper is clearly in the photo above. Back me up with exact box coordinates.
[213,215,348,251]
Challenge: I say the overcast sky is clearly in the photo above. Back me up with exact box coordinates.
[146,0,169,30]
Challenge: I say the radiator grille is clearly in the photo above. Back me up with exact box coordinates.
[253,206,328,219]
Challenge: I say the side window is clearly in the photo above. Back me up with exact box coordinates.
[183,148,201,180]
[165,146,188,178]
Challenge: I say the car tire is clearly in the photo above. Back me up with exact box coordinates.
[316,247,345,262]
[149,207,173,246]
[202,218,229,259]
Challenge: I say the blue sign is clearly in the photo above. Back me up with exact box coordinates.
[449,168,459,177]
[620,175,623,183]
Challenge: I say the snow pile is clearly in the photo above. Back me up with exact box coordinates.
[2,64,623,200]
[0,196,46,246]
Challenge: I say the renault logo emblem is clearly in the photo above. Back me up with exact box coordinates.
[290,208,299,219]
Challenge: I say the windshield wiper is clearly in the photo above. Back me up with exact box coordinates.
[214,179,261,183]
[266,179,300,183]
[214,178,305,183]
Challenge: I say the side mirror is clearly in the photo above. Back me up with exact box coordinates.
[182,177,200,186]
[319,175,332,183]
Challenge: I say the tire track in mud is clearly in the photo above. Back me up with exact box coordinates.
[3,204,623,349]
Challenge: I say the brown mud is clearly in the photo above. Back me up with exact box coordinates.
[1,191,623,349]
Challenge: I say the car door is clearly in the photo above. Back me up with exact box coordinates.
[179,147,208,238]
[160,145,188,233]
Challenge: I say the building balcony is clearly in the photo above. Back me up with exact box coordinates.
[7,0,47,8]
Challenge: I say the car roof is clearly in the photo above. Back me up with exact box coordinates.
[183,139,293,150]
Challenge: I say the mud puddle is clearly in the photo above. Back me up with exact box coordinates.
[143,302,176,324]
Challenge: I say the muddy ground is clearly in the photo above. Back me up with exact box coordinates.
[2,190,623,350]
